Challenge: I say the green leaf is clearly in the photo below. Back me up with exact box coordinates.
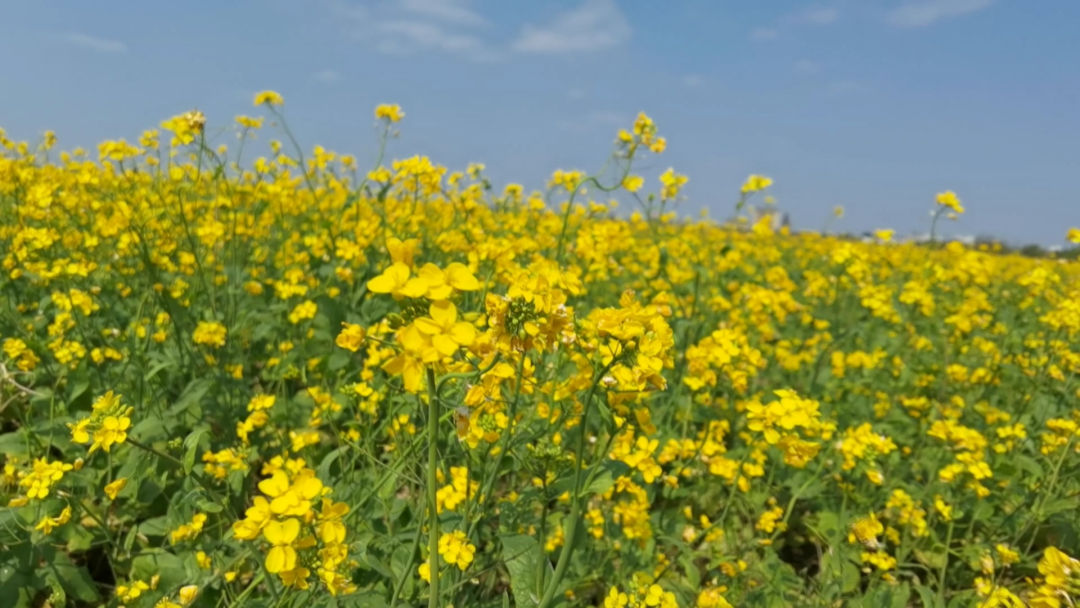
[0,432,30,460]
[840,560,861,594]
[170,377,215,421]
[391,542,416,582]
[913,584,941,608]
[318,446,348,482]
[131,551,187,591]
[914,549,948,570]
[888,582,912,608]
[500,533,552,608]
[130,416,169,443]
[0,567,34,608]
[197,498,224,513]
[139,516,170,537]
[1014,455,1044,480]
[358,553,395,582]
[44,553,100,603]
[583,461,624,497]
[946,590,975,608]
[67,364,91,410]
[327,351,351,372]
[183,426,210,474]
[333,591,390,608]
[1041,498,1076,517]
[814,510,840,536]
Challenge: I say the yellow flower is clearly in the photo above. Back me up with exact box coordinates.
[1067,227,1080,243]
[317,498,351,544]
[335,322,367,352]
[254,90,284,107]
[412,301,477,359]
[623,175,644,193]
[193,321,227,347]
[367,263,428,299]
[437,530,476,571]
[741,174,773,194]
[104,477,128,500]
[263,518,302,573]
[375,104,405,122]
[91,415,130,454]
[287,300,318,324]
[179,585,199,606]
[935,190,964,214]
[196,551,212,569]
[874,229,895,242]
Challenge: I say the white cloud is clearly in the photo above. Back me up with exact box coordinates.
[682,74,705,88]
[785,5,840,26]
[802,6,840,25]
[378,20,484,52]
[794,59,822,76]
[57,33,127,53]
[312,69,341,83]
[750,27,780,41]
[373,19,502,61]
[513,0,632,54]
[400,0,487,26]
[323,0,499,62]
[887,0,995,28]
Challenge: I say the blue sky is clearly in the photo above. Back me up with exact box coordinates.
[2,0,1078,245]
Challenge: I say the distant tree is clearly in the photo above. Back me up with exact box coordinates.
[1019,244,1047,258]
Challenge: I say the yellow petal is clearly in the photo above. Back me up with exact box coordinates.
[445,263,480,291]
[429,300,457,326]
[367,263,409,294]
[400,325,430,351]
[399,277,429,298]
[258,470,290,497]
[266,546,294,573]
[414,317,443,336]
[294,475,323,500]
[426,284,454,301]
[402,361,425,393]
[432,334,459,357]
[450,322,476,346]
[418,263,446,287]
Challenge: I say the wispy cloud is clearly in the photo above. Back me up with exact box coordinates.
[323,0,499,62]
[794,59,823,76]
[311,69,341,83]
[786,5,841,26]
[749,27,780,41]
[682,74,705,88]
[377,20,486,54]
[399,0,487,26]
[754,4,837,43]
[56,33,127,53]
[513,0,631,54]
[886,0,995,28]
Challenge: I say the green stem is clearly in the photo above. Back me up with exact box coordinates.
[391,506,426,608]
[938,519,954,605]
[425,366,441,608]
[536,363,611,608]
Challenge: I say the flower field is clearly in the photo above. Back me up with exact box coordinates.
[3,94,1080,608]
